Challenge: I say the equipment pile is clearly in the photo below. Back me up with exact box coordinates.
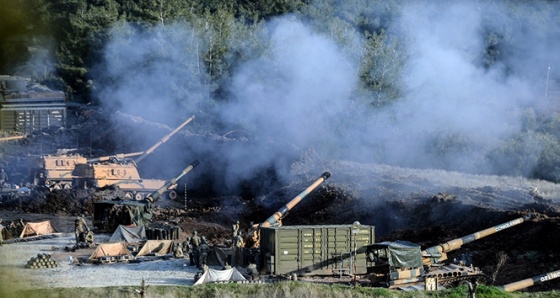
[25,253,60,269]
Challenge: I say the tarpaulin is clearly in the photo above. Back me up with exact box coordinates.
[194,267,247,285]
[19,221,58,238]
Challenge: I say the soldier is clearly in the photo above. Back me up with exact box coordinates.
[232,230,244,267]
[17,218,25,236]
[198,236,210,268]
[232,220,240,241]
[190,231,201,267]
[8,220,17,238]
[246,262,258,280]
[74,214,89,245]
[84,230,95,246]
[233,230,244,248]
[174,242,184,258]
[0,168,8,188]
[184,237,194,266]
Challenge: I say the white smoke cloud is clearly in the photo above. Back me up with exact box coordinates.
[223,17,357,147]
[94,1,560,190]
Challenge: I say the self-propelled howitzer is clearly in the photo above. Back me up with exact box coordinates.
[72,116,195,199]
[245,172,331,248]
[28,116,195,190]
[260,171,331,228]
[86,115,195,164]
[145,160,199,203]
[92,160,200,231]
[421,213,535,266]
[366,213,536,290]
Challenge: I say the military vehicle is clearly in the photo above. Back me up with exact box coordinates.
[365,213,535,290]
[92,160,199,231]
[244,172,331,248]
[500,269,560,292]
[28,115,194,192]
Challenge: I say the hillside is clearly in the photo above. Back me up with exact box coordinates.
[1,108,560,292]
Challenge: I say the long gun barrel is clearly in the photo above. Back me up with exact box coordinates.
[87,116,195,164]
[135,115,195,164]
[146,160,199,203]
[500,269,560,292]
[260,172,331,228]
[422,213,534,266]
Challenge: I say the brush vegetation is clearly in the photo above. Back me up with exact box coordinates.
[3,1,560,184]
[6,282,560,298]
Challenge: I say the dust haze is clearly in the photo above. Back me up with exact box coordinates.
[92,1,560,193]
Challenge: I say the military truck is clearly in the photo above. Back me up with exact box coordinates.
[365,213,535,290]
[92,160,199,231]
[28,115,194,192]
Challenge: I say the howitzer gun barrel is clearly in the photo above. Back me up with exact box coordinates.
[86,115,195,164]
[260,172,330,228]
[87,151,144,163]
[501,269,560,292]
[146,160,200,203]
[422,213,534,265]
[134,115,195,164]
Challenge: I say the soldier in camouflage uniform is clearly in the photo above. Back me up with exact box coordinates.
[190,231,201,267]
[74,215,89,245]
[198,236,210,268]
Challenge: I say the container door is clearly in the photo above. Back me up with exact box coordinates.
[301,228,322,273]
[277,229,299,275]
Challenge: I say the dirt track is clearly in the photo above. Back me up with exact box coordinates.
[0,231,198,293]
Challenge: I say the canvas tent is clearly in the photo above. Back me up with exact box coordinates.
[19,221,58,238]
[88,242,132,261]
[194,267,248,285]
[136,240,173,256]
[109,225,147,243]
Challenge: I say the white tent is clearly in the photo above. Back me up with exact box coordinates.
[194,267,248,285]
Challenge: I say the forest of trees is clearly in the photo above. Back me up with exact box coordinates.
[3,0,560,183]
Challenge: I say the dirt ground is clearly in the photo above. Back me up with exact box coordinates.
[1,108,560,293]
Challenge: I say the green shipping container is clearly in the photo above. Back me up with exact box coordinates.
[259,224,375,276]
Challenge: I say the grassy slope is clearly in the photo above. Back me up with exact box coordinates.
[5,282,559,298]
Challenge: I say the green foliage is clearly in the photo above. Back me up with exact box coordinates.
[473,284,511,298]
[14,282,556,298]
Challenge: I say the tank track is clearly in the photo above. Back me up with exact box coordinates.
[438,273,487,287]
[425,263,487,287]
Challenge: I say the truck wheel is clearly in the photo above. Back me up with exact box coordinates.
[135,193,144,200]
[168,190,178,200]
[124,192,133,200]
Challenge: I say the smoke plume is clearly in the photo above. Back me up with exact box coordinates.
[94,1,560,194]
